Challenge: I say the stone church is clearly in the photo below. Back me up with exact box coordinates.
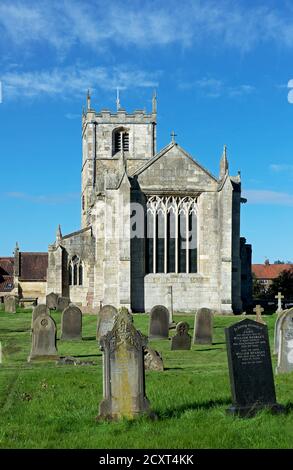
[45,93,252,314]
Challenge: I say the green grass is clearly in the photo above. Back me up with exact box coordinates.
[0,309,293,449]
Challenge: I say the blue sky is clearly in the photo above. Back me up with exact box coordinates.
[0,0,293,263]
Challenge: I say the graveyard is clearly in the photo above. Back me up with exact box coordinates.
[1,307,293,449]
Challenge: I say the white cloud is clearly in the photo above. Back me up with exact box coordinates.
[243,189,293,206]
[1,66,160,99]
[1,1,293,55]
[270,164,293,173]
[178,77,255,98]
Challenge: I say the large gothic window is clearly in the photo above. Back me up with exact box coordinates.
[113,127,129,154]
[69,256,83,286]
[146,196,198,274]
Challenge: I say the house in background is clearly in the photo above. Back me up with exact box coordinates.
[252,260,292,292]
[0,244,48,304]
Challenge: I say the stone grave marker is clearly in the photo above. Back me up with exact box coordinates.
[61,303,82,340]
[274,309,287,355]
[149,305,169,340]
[144,347,164,371]
[225,318,284,417]
[171,321,191,350]
[31,304,50,329]
[275,292,284,314]
[28,313,59,362]
[57,296,70,311]
[46,292,59,310]
[97,309,153,420]
[4,295,18,313]
[96,305,118,341]
[253,304,265,324]
[193,308,213,344]
[276,308,293,374]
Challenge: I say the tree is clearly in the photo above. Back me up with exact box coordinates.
[268,267,293,300]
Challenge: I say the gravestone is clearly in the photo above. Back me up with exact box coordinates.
[28,313,59,362]
[171,322,192,350]
[4,295,17,313]
[31,304,50,329]
[61,304,82,340]
[193,308,213,345]
[149,305,169,340]
[276,308,293,374]
[96,305,118,341]
[144,347,164,371]
[46,292,59,310]
[253,304,265,324]
[225,319,284,417]
[275,292,284,314]
[274,310,287,355]
[97,309,153,420]
[57,296,70,311]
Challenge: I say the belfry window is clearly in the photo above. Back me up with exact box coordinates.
[113,128,129,154]
[69,256,83,286]
[146,195,198,274]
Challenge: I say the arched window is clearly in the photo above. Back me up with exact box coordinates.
[69,256,84,286]
[146,195,198,274]
[113,127,129,155]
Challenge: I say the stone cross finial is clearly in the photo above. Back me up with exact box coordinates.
[171,130,177,143]
[253,304,265,324]
[275,292,284,314]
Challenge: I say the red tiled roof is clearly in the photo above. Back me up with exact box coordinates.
[252,264,293,280]
[19,253,48,281]
[0,257,14,292]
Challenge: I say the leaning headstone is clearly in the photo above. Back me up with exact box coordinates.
[225,318,284,417]
[96,305,118,341]
[28,313,59,362]
[4,295,17,313]
[97,309,153,420]
[46,292,59,310]
[276,308,293,374]
[193,308,213,345]
[171,322,192,350]
[61,304,82,340]
[149,305,169,340]
[57,296,70,311]
[144,347,164,371]
[274,309,287,355]
[31,304,50,329]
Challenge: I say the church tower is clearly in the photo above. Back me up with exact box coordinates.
[81,91,157,227]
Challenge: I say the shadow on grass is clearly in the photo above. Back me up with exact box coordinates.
[82,336,97,341]
[70,354,101,358]
[156,398,231,419]
[0,328,31,333]
[163,367,184,371]
[195,347,225,352]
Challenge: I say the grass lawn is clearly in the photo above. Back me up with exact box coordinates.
[0,309,293,449]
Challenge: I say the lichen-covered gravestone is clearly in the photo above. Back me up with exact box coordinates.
[96,305,118,341]
[4,295,18,313]
[28,313,59,362]
[193,308,213,345]
[61,304,82,340]
[149,305,169,340]
[57,296,70,312]
[144,347,164,371]
[274,310,287,355]
[276,308,293,374]
[171,322,192,350]
[46,292,59,310]
[98,309,153,420]
[225,318,284,417]
[31,304,50,329]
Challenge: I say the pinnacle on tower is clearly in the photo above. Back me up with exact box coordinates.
[219,144,229,179]
[87,89,91,111]
[152,89,157,114]
[56,224,62,243]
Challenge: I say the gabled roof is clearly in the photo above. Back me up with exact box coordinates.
[0,257,14,293]
[130,141,218,182]
[252,264,293,280]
